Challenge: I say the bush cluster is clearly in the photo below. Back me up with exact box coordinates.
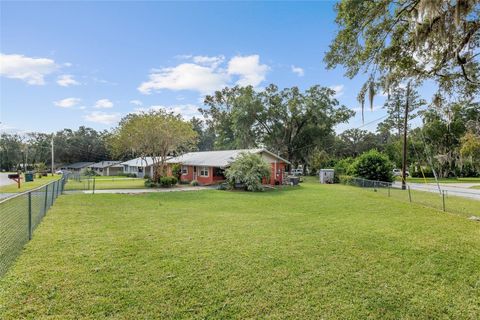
[144,176,178,188]
[160,176,178,187]
[225,153,270,192]
[350,149,394,182]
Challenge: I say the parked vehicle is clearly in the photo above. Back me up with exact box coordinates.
[291,168,303,176]
[393,168,409,177]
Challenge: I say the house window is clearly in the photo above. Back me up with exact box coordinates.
[199,166,209,177]
[181,166,188,175]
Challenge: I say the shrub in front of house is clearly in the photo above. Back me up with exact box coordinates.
[160,176,178,187]
[350,149,394,182]
[190,180,199,186]
[171,164,182,181]
[144,179,157,188]
[225,153,271,192]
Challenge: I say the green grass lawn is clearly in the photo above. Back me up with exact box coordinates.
[64,177,145,190]
[0,174,61,193]
[397,176,480,184]
[1,182,479,319]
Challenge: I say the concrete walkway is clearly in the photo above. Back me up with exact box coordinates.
[392,182,480,201]
[64,186,215,195]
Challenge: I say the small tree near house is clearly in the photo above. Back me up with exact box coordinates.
[111,110,197,183]
[225,153,271,192]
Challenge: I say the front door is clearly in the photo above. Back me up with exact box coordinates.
[193,166,197,180]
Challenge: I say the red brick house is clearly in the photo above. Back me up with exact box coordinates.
[167,149,290,185]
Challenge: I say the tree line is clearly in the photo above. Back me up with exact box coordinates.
[2,83,478,178]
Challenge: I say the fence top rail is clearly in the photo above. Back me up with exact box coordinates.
[0,176,64,205]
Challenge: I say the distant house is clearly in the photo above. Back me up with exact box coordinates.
[120,157,156,178]
[61,162,95,174]
[89,161,123,176]
[167,149,290,185]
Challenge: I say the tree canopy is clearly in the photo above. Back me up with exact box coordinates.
[110,110,197,181]
[201,84,354,165]
[325,0,479,115]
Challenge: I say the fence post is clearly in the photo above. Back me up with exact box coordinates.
[92,177,96,194]
[408,186,412,203]
[51,181,55,204]
[44,184,49,215]
[442,191,446,212]
[28,192,32,240]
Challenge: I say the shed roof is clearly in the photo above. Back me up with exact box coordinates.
[89,161,123,169]
[167,149,290,167]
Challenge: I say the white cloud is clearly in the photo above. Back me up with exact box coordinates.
[192,55,225,68]
[227,55,269,87]
[291,65,304,77]
[94,99,114,109]
[54,97,81,108]
[0,53,58,85]
[134,104,200,120]
[329,84,345,98]
[84,111,120,125]
[138,63,229,95]
[138,54,269,95]
[129,100,143,106]
[57,74,80,87]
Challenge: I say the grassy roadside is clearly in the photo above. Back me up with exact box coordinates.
[0,174,62,193]
[1,181,479,318]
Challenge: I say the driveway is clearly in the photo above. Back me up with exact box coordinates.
[392,181,480,201]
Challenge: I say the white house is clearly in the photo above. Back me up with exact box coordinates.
[89,161,123,176]
[120,157,156,178]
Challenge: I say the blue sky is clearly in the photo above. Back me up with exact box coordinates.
[1,1,421,134]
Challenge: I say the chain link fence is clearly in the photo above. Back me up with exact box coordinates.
[339,176,480,218]
[64,173,145,192]
[0,175,68,276]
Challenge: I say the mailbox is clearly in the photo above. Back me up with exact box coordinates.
[8,174,20,179]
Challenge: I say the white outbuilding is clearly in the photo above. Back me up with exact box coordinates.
[319,169,335,184]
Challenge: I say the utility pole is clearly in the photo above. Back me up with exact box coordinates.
[51,135,54,176]
[401,81,411,190]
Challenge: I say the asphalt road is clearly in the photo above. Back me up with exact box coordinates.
[393,181,480,201]
[0,173,15,187]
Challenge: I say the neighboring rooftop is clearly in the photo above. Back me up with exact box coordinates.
[120,157,157,167]
[89,161,123,169]
[63,162,95,169]
[167,149,290,167]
